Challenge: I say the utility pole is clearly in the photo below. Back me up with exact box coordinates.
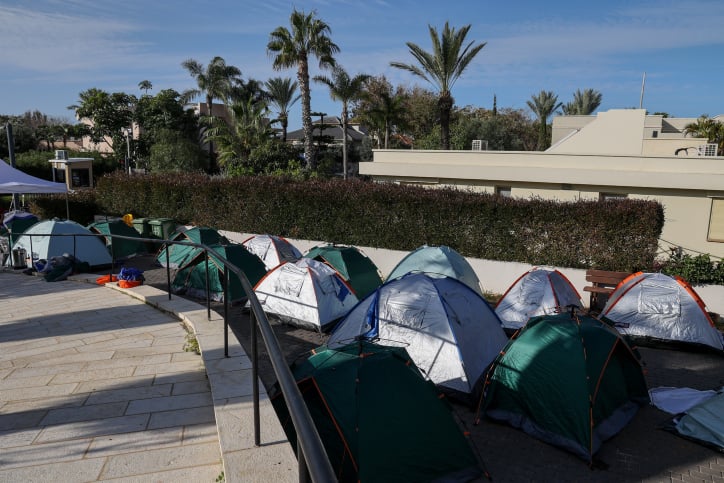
[125,128,132,174]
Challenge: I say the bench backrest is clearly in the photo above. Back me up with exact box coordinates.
[585,270,630,287]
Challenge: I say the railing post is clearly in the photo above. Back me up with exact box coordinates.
[29,234,33,267]
[205,251,211,319]
[165,244,172,300]
[224,266,229,358]
[251,309,260,447]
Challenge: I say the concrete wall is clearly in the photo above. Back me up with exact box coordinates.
[221,231,724,315]
[360,149,724,258]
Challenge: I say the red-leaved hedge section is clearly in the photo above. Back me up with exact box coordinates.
[33,172,664,272]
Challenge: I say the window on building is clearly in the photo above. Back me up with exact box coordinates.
[708,198,724,242]
[495,186,511,197]
[599,192,628,201]
[70,168,91,188]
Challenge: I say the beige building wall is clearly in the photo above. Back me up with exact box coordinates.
[360,149,724,259]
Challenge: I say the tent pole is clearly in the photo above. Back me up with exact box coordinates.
[6,123,20,210]
[205,253,211,319]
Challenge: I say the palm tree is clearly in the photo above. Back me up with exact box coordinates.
[181,56,243,172]
[365,89,408,149]
[314,66,369,179]
[527,90,562,150]
[267,8,339,170]
[138,80,153,96]
[390,22,485,150]
[684,115,724,155]
[561,88,602,115]
[203,97,272,170]
[265,77,301,143]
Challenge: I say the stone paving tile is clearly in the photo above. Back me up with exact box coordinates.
[207,369,254,401]
[204,354,252,374]
[86,426,183,459]
[0,410,48,431]
[98,442,222,479]
[214,395,287,452]
[80,353,172,371]
[133,359,204,376]
[35,413,150,444]
[50,366,136,385]
[24,349,115,367]
[85,383,173,405]
[222,444,297,483]
[111,345,182,358]
[181,422,219,445]
[0,437,92,470]
[152,369,209,385]
[0,394,88,414]
[2,361,86,379]
[0,428,42,449]
[0,457,106,482]
[97,463,223,483]
[0,382,79,403]
[74,375,155,394]
[0,374,53,390]
[126,392,212,415]
[40,401,129,426]
[171,379,211,396]
[147,405,216,430]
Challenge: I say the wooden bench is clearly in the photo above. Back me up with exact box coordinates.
[583,270,631,313]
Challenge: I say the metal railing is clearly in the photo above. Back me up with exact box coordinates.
[3,230,336,483]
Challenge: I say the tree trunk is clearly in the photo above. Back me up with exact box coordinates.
[298,56,314,170]
[281,114,288,143]
[206,95,217,172]
[439,93,454,150]
[341,103,348,180]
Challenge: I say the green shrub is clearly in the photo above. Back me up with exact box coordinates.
[657,249,724,285]
[89,173,663,272]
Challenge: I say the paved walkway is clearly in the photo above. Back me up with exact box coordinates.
[0,271,295,482]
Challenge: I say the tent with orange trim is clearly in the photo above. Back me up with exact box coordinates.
[272,342,483,482]
[478,312,649,464]
[601,272,723,352]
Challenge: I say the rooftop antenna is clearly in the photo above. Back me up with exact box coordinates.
[639,72,646,110]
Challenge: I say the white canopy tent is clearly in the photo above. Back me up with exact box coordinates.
[0,159,69,218]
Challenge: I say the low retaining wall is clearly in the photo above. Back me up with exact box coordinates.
[221,231,724,316]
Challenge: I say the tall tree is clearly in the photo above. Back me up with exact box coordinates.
[267,8,339,170]
[265,77,301,143]
[203,96,272,171]
[181,56,242,172]
[526,90,562,150]
[390,22,486,150]
[354,76,409,149]
[68,88,136,155]
[561,88,602,115]
[138,80,153,96]
[314,65,369,179]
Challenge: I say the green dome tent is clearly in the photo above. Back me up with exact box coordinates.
[172,243,266,303]
[304,244,383,299]
[387,245,483,297]
[157,226,228,269]
[478,312,649,464]
[87,220,145,260]
[273,342,483,482]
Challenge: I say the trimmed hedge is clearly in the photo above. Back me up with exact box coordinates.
[32,172,664,272]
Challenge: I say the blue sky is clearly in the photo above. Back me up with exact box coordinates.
[1,0,723,130]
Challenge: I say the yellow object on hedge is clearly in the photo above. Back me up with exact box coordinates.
[122,213,133,227]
